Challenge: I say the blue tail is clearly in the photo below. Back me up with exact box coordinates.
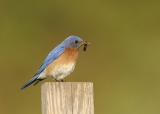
[21,75,39,90]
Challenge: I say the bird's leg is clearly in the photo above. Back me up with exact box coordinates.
[55,78,64,82]
[55,79,64,82]
[60,79,64,82]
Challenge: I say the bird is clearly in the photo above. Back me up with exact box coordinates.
[21,35,89,90]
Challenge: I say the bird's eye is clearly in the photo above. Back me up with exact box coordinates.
[75,40,79,44]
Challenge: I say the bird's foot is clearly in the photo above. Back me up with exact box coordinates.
[60,79,64,82]
[55,79,64,82]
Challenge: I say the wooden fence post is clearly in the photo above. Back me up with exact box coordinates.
[41,82,94,114]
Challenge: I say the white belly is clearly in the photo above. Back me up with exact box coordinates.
[50,63,76,80]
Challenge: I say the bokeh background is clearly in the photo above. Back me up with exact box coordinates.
[1,0,160,114]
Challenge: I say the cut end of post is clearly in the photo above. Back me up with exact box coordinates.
[41,82,94,114]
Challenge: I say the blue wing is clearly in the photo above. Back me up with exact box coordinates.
[35,44,65,77]
[21,43,65,90]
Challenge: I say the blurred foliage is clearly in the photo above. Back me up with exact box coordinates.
[0,0,160,114]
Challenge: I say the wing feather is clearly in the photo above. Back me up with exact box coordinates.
[35,44,65,77]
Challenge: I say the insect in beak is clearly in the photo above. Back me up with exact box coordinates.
[81,41,91,51]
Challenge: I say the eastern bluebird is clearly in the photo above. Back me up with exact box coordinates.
[21,35,89,90]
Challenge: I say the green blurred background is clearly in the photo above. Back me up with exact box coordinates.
[1,0,160,114]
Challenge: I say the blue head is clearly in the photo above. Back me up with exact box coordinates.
[62,35,84,48]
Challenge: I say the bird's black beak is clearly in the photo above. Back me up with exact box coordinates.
[81,40,91,46]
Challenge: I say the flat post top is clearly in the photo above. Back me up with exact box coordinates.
[41,82,94,114]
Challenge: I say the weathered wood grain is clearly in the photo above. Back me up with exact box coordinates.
[41,82,94,114]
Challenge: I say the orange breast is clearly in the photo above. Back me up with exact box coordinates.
[45,48,79,75]
[62,48,79,63]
